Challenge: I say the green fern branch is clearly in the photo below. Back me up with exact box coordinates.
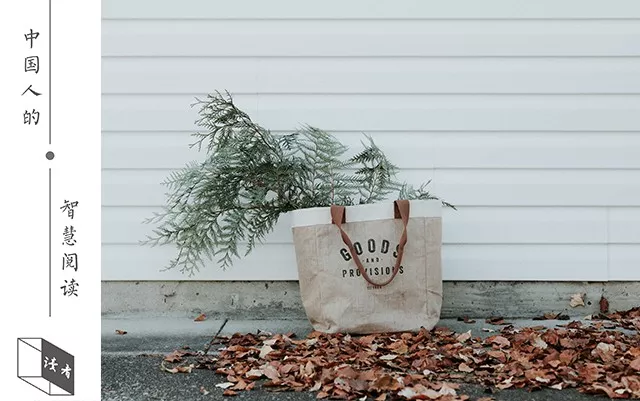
[141,91,455,276]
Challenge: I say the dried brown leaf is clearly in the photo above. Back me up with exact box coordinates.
[174,364,194,373]
[487,350,507,363]
[599,296,610,314]
[371,375,402,391]
[496,377,514,390]
[389,341,410,354]
[262,379,283,388]
[309,381,322,392]
[591,342,616,363]
[194,313,207,322]
[546,358,561,369]
[349,379,369,392]
[305,360,316,377]
[578,363,603,384]
[398,385,441,400]
[524,368,553,384]
[531,336,548,350]
[458,363,474,373]
[336,366,359,379]
[263,338,278,346]
[115,329,127,335]
[263,364,280,380]
[533,312,560,321]
[438,382,458,396]
[559,349,578,365]
[245,369,263,379]
[280,364,297,374]
[232,379,248,391]
[358,334,377,346]
[589,383,625,399]
[332,388,350,399]
[541,330,559,346]
[358,369,378,382]
[163,351,183,363]
[570,293,585,307]
[490,336,511,348]
[485,317,507,325]
[259,345,274,359]
[456,330,472,343]
[560,337,577,349]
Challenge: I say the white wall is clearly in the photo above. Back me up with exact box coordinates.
[101,0,640,281]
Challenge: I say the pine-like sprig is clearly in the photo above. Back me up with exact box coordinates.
[141,91,455,276]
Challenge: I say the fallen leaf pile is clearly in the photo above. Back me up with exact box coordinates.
[593,307,640,332]
[161,308,640,400]
[532,312,569,321]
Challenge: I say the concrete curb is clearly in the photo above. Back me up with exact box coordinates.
[102,281,640,320]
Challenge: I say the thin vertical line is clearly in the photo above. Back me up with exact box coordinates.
[49,168,52,318]
[605,207,610,281]
[48,0,51,145]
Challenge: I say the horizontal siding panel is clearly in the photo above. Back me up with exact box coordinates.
[101,243,607,281]
[102,169,640,207]
[102,20,640,57]
[102,94,640,132]
[102,243,298,281]
[444,244,607,281]
[609,209,640,242]
[102,131,640,170]
[102,58,640,95]
[102,133,202,169]
[102,0,640,20]
[434,169,640,207]
[443,207,608,244]
[608,245,640,280]
[102,206,608,245]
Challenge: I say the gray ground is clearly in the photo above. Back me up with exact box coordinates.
[101,317,619,401]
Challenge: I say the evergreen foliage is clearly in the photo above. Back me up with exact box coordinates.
[142,91,455,276]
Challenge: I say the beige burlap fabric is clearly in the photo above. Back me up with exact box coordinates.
[291,200,442,334]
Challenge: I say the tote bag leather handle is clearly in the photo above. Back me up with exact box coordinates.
[330,200,410,287]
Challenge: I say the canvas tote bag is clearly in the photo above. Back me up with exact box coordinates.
[290,199,443,334]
